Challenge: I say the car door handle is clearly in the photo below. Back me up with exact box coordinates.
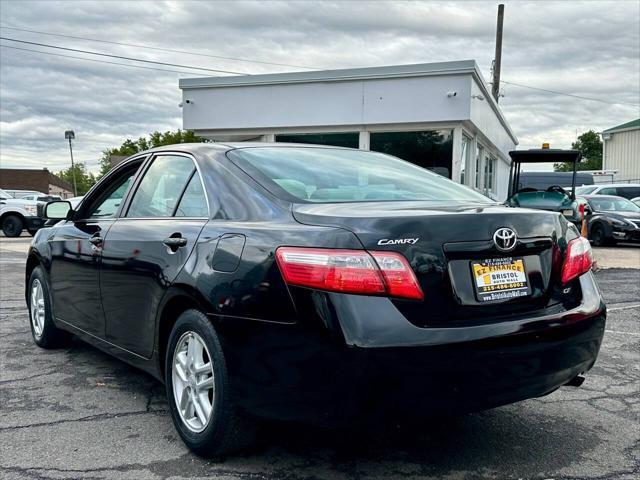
[88,236,103,246]
[163,236,187,248]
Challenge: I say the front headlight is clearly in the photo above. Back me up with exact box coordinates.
[562,209,575,217]
[24,205,37,216]
[609,218,627,227]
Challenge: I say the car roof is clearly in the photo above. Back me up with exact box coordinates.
[142,142,356,154]
[581,195,630,200]
[594,183,640,188]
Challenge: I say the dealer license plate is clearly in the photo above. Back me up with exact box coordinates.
[471,257,530,302]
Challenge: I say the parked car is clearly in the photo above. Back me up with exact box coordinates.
[3,189,42,198]
[0,188,45,237]
[28,144,605,458]
[576,183,640,200]
[18,193,62,202]
[579,195,640,246]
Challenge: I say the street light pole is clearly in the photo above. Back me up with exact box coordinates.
[64,130,77,196]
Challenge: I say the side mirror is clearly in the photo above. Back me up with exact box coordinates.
[45,201,72,220]
[584,205,593,216]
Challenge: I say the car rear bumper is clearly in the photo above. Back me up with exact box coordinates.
[227,272,605,425]
[358,313,604,419]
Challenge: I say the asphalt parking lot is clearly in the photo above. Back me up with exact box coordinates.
[1,235,638,480]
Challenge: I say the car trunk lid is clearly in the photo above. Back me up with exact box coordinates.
[292,201,572,327]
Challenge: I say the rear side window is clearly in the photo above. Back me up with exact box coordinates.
[598,187,617,195]
[175,172,208,217]
[617,187,640,199]
[228,147,491,204]
[127,155,195,218]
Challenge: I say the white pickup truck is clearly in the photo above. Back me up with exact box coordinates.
[0,188,46,237]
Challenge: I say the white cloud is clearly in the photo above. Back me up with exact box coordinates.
[0,0,638,173]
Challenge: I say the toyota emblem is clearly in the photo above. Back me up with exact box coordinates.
[493,227,517,252]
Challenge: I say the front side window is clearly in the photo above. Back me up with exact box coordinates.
[228,147,491,204]
[82,161,143,219]
[598,187,617,195]
[127,155,195,218]
[90,177,133,218]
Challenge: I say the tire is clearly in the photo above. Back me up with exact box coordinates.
[590,224,608,247]
[28,266,71,348]
[2,214,23,237]
[165,309,255,458]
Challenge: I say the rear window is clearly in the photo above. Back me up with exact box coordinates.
[228,147,491,204]
[575,186,597,195]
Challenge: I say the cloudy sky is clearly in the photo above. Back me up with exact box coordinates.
[0,0,638,174]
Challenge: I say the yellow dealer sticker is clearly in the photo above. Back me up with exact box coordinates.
[471,257,530,302]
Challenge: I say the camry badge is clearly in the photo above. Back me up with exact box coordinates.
[493,228,517,252]
[377,238,419,246]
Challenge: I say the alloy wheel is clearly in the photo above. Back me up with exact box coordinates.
[172,331,215,433]
[30,279,45,339]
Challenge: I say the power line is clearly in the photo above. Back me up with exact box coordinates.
[501,80,640,107]
[2,31,636,109]
[0,36,248,75]
[0,25,320,71]
[0,44,210,76]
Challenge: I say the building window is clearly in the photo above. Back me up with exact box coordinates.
[369,130,453,178]
[460,135,471,185]
[484,154,496,196]
[275,132,359,148]
[475,144,484,190]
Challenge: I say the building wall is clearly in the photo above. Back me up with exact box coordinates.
[0,169,73,198]
[604,128,640,182]
[183,74,471,133]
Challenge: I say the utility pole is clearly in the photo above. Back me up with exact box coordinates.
[65,130,77,196]
[491,4,505,103]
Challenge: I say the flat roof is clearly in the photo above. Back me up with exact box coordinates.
[179,60,479,89]
[179,60,517,144]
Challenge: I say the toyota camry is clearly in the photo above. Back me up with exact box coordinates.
[26,143,605,457]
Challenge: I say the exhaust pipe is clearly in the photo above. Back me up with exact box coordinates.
[565,375,585,387]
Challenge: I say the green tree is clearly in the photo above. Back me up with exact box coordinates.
[57,163,97,196]
[97,130,208,178]
[554,130,603,171]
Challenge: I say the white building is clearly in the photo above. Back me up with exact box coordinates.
[602,119,640,182]
[179,60,518,200]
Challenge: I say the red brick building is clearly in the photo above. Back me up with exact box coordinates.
[0,168,74,198]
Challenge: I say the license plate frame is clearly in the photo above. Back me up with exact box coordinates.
[470,257,530,303]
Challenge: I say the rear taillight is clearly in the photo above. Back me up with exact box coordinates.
[275,247,424,300]
[561,237,593,284]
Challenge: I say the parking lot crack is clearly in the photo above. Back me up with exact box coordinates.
[0,408,168,432]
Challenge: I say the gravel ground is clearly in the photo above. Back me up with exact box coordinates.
[1,236,638,480]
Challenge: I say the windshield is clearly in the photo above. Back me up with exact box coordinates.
[0,188,13,199]
[228,147,492,204]
[589,197,640,213]
[575,186,597,195]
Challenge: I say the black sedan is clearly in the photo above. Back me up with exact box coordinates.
[581,195,640,246]
[27,144,605,457]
